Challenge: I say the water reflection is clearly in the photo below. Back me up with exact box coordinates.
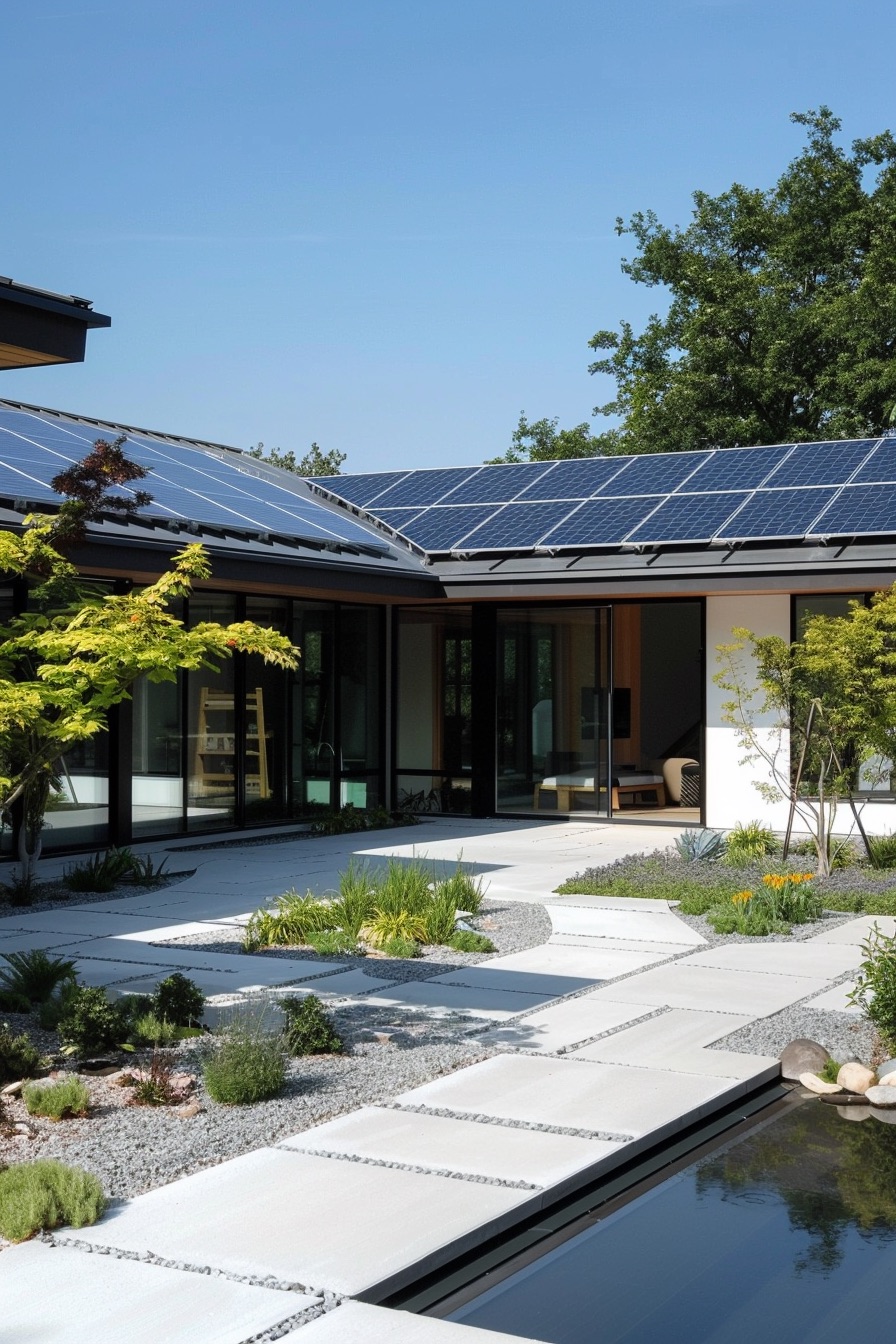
[448,1102,896,1343]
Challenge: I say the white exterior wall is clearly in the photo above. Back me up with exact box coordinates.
[704,594,792,831]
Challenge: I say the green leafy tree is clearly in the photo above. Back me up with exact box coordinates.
[0,441,298,875]
[587,108,896,454]
[714,588,896,875]
[248,441,346,476]
[488,412,606,464]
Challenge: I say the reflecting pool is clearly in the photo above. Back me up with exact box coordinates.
[447,1100,896,1343]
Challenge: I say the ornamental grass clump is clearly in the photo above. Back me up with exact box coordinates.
[23,1076,90,1121]
[723,821,778,868]
[202,1018,286,1104]
[0,1159,105,1242]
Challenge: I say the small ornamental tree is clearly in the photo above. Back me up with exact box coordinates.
[715,590,896,876]
[0,438,299,875]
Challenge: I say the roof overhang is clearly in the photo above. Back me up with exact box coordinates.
[0,278,111,370]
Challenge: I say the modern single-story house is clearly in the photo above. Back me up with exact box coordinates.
[2,397,896,856]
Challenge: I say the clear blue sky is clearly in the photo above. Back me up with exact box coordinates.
[2,1,894,471]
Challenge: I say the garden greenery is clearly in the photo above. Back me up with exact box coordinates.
[0,1159,105,1242]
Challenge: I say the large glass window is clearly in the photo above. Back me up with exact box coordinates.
[395,607,473,813]
[337,605,383,811]
[186,593,237,831]
[245,596,291,823]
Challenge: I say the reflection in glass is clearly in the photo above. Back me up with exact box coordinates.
[395,607,473,813]
[187,593,236,831]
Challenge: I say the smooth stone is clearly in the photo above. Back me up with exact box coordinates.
[780,1039,831,1082]
[799,1072,842,1095]
[876,1072,896,1087]
[865,1085,896,1108]
[870,1107,896,1125]
[1,1079,25,1096]
[836,1106,870,1122]
[877,1058,896,1081]
[837,1061,876,1094]
[820,1092,868,1105]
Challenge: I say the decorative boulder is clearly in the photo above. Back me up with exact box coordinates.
[865,1085,896,1108]
[799,1072,842,1094]
[876,1059,896,1082]
[780,1039,830,1081]
[837,1062,876,1094]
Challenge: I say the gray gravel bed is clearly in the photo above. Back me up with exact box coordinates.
[713,1002,880,1066]
[3,1023,491,1201]
[0,873,189,920]
[154,897,552,986]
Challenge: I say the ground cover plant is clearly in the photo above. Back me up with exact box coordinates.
[22,1077,90,1121]
[281,993,344,1056]
[0,1159,105,1242]
[556,848,896,921]
[202,1017,286,1104]
[243,856,487,956]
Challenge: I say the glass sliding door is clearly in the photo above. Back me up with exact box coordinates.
[498,607,611,815]
[395,606,473,813]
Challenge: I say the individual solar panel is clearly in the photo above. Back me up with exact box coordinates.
[849,440,896,484]
[307,471,410,508]
[512,457,630,501]
[398,506,496,550]
[368,507,425,535]
[594,452,711,497]
[541,496,664,548]
[763,440,877,488]
[437,462,556,505]
[811,484,896,537]
[362,467,478,509]
[676,445,792,493]
[456,501,579,550]
[715,487,837,540]
[627,491,751,544]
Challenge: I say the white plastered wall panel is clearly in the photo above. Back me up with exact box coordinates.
[704,594,791,831]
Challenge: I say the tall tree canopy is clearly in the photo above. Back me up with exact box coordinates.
[248,441,346,476]
[506,109,896,461]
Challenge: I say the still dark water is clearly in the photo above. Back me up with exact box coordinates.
[447,1102,896,1343]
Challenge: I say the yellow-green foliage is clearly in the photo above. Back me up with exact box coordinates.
[23,1077,90,1121]
[0,1159,105,1242]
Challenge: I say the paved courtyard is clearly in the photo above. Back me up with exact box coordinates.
[0,817,871,1342]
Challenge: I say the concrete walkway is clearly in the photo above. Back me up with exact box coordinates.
[0,818,869,1342]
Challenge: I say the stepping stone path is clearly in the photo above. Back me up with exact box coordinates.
[0,823,877,1341]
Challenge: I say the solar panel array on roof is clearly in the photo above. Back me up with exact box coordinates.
[310,435,896,555]
[0,404,391,553]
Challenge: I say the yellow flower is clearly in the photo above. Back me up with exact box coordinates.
[732,891,752,905]
[762,874,786,890]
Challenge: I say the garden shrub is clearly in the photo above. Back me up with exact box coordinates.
[63,847,139,893]
[0,989,32,1014]
[383,935,419,959]
[57,986,130,1055]
[202,1020,285,1104]
[0,1159,105,1242]
[0,871,40,907]
[0,1022,42,1083]
[23,1077,90,1121]
[848,924,896,1050]
[868,833,896,871]
[436,862,485,915]
[0,950,77,1005]
[421,888,459,945]
[365,908,426,947]
[281,994,344,1055]
[447,929,495,953]
[153,972,204,1027]
[306,930,360,956]
[129,1012,182,1047]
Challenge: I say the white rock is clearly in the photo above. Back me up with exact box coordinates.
[865,1085,896,1108]
[799,1072,842,1094]
[837,1062,876,1094]
[876,1058,896,1081]
[875,1071,896,1087]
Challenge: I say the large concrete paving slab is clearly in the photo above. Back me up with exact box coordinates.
[112,966,397,1001]
[566,1008,777,1078]
[583,963,832,1016]
[481,997,657,1052]
[804,981,862,1013]
[0,1240,312,1344]
[67,938,343,982]
[548,933,684,955]
[0,930,96,954]
[809,914,896,944]
[280,1106,620,1187]
[427,964,598,998]
[0,909,202,937]
[459,942,671,981]
[360,979,557,1019]
[544,901,705,945]
[56,1147,531,1297]
[281,1301,549,1342]
[71,957,181,987]
[548,894,681,913]
[680,942,862,978]
[395,1053,742,1138]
